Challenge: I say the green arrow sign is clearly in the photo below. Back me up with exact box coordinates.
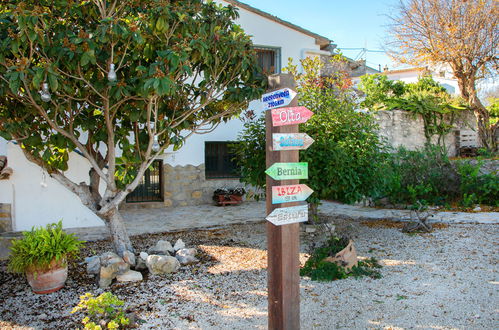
[265,162,308,180]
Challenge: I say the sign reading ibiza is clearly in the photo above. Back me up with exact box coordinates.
[261,88,298,111]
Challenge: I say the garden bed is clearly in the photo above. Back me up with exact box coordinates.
[0,218,497,329]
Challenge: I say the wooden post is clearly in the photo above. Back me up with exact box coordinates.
[266,73,300,330]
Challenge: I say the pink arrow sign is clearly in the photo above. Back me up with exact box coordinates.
[271,106,314,127]
[272,184,313,204]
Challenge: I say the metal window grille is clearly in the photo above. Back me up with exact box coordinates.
[205,142,239,179]
[126,160,163,203]
[254,46,281,75]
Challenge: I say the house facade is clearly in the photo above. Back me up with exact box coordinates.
[0,0,332,231]
[351,64,461,96]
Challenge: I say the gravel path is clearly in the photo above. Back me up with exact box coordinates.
[0,218,497,329]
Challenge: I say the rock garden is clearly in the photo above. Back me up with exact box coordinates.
[0,214,497,329]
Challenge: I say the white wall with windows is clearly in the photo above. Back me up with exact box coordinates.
[0,1,331,229]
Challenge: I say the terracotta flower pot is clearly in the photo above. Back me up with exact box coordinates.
[26,259,68,294]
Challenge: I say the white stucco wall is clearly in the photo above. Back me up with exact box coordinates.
[0,2,327,229]
[167,2,324,166]
[0,143,103,231]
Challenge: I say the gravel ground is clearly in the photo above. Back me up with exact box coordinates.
[0,217,497,329]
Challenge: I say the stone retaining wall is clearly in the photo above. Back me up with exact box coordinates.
[0,203,12,233]
[374,109,477,156]
[162,163,253,208]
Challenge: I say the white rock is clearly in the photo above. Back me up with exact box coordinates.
[116,270,143,282]
[140,252,149,260]
[175,248,198,265]
[473,206,481,212]
[173,239,186,251]
[148,240,174,255]
[146,255,180,275]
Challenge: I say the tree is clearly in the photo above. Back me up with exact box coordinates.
[388,0,499,150]
[0,0,264,257]
[232,57,388,216]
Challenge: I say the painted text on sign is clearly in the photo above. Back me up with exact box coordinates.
[266,205,308,226]
[261,88,298,111]
[272,184,313,204]
[271,106,314,126]
[272,133,314,151]
[265,162,308,180]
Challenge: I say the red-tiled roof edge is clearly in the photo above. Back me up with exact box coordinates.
[223,0,332,49]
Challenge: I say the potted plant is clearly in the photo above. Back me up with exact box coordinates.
[8,221,84,294]
[213,187,246,206]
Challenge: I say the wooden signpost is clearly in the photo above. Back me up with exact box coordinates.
[264,74,314,330]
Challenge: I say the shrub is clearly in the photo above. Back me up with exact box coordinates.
[383,145,459,206]
[232,56,389,206]
[456,161,499,207]
[300,237,382,281]
[71,292,130,329]
[8,221,84,273]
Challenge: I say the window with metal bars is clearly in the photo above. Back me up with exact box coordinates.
[254,46,281,75]
[205,142,239,179]
[126,160,163,203]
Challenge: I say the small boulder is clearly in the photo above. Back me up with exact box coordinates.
[85,256,101,275]
[116,270,143,282]
[473,206,481,212]
[98,252,130,289]
[122,250,136,267]
[146,255,180,275]
[135,252,148,271]
[175,248,198,265]
[148,240,174,255]
[173,239,186,252]
[100,252,122,266]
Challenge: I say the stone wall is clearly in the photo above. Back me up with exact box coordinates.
[162,163,253,208]
[0,203,12,233]
[374,109,477,156]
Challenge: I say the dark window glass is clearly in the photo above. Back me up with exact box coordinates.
[254,47,281,75]
[205,142,239,179]
[126,160,163,203]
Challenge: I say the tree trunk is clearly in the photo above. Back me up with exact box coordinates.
[458,75,496,151]
[102,208,134,256]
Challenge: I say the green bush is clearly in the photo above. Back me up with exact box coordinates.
[300,236,382,281]
[382,145,459,206]
[71,292,130,329]
[456,161,499,207]
[232,56,388,205]
[8,221,84,273]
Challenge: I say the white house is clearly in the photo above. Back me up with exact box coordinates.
[0,0,333,231]
[352,64,461,95]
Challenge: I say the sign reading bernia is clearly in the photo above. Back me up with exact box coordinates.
[265,162,308,180]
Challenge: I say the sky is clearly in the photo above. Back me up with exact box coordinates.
[240,0,403,71]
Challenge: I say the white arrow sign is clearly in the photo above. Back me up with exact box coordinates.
[266,204,308,226]
[261,88,298,111]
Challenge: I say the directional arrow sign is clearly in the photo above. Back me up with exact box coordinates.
[272,133,314,151]
[272,184,313,204]
[271,106,314,126]
[265,162,308,180]
[266,205,308,226]
[261,88,298,111]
